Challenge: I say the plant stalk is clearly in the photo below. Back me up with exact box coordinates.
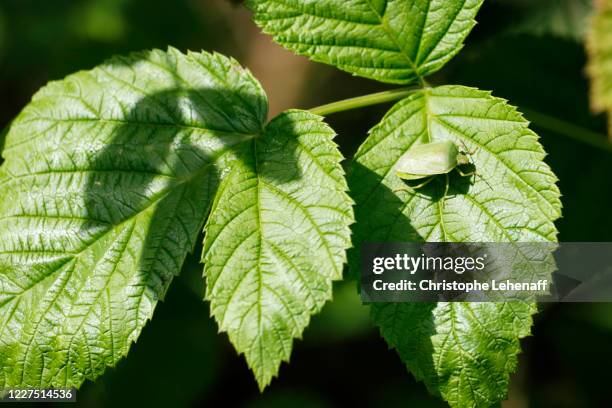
[521,108,612,154]
[309,86,612,154]
[309,87,417,116]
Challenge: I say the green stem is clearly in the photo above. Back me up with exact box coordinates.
[309,86,612,154]
[309,87,417,116]
[521,108,612,154]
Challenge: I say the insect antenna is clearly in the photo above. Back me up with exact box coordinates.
[475,172,493,191]
[457,139,492,190]
[458,139,476,156]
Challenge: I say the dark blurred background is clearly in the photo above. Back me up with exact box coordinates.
[1,0,611,407]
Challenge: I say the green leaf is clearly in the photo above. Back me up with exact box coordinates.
[202,110,353,390]
[0,47,267,388]
[248,0,483,84]
[372,302,537,407]
[0,47,354,389]
[587,0,612,139]
[350,85,561,406]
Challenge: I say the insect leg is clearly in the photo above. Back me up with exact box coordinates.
[440,173,450,210]
[392,176,435,194]
[456,168,476,177]
[476,173,494,190]
[444,173,450,199]
[456,167,493,190]
[457,140,493,191]
[412,177,436,189]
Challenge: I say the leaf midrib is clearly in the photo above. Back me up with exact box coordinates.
[363,0,421,77]
[262,0,421,77]
[4,117,256,153]
[0,140,245,310]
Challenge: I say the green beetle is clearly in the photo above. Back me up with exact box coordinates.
[395,140,476,190]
